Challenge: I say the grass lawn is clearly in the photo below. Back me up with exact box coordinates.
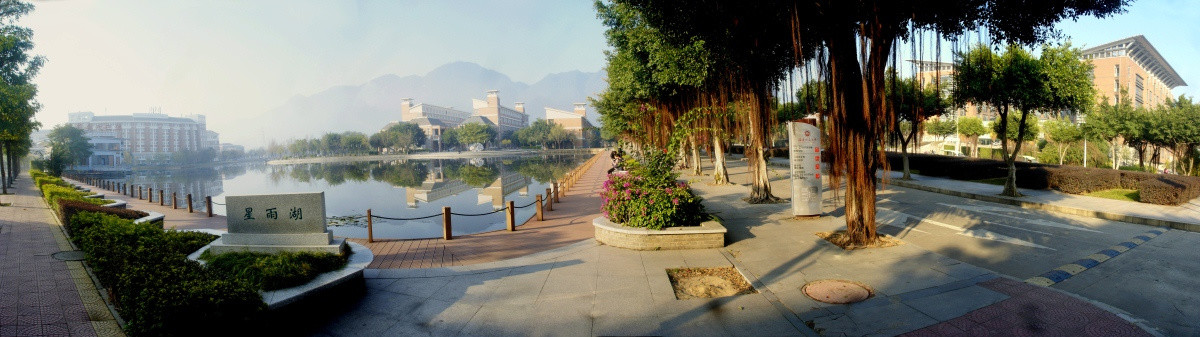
[971,177,1007,186]
[1086,189,1140,202]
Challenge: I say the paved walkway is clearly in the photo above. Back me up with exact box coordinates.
[301,159,1158,336]
[0,173,122,337]
[21,155,1174,336]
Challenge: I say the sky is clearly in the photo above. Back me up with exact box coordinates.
[22,0,610,146]
[19,0,1200,148]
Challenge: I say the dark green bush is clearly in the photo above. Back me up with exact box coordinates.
[1138,176,1200,205]
[1015,167,1052,190]
[1119,171,1158,189]
[947,160,1007,181]
[204,250,349,291]
[1047,167,1120,194]
[66,211,262,337]
[59,199,148,235]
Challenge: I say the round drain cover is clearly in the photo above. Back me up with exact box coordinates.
[52,250,86,261]
[803,279,873,304]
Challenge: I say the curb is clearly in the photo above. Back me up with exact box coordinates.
[885,178,1200,233]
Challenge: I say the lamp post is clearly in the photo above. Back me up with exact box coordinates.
[1080,113,1088,168]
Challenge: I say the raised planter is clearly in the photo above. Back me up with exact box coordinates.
[593,216,726,250]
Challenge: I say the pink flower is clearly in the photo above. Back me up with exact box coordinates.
[672,198,680,205]
[622,182,631,188]
[665,188,673,194]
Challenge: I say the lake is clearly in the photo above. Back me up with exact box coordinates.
[102,153,589,239]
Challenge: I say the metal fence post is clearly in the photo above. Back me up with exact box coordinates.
[367,209,374,243]
[442,206,453,240]
[536,194,543,221]
[506,200,516,231]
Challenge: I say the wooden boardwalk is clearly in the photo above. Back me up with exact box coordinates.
[348,152,609,268]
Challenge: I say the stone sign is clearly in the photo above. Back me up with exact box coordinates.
[208,192,346,254]
[788,121,822,216]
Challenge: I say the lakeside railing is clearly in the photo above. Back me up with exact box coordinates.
[61,150,607,241]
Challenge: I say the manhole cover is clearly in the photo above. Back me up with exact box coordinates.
[51,250,86,261]
[803,279,873,304]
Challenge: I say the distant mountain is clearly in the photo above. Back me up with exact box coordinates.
[232,62,605,147]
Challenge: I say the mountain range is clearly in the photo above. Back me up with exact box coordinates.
[231,62,606,147]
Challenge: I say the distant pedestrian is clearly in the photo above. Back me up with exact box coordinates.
[608,150,624,174]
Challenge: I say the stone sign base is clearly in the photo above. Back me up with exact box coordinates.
[593,216,726,250]
[208,230,347,254]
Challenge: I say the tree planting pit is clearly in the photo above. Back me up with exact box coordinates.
[666,267,757,300]
[803,279,874,304]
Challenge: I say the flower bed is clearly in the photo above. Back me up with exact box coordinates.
[600,150,707,230]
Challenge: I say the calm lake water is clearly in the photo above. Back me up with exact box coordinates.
[103,154,588,239]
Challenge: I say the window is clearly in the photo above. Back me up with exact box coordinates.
[1135,74,1144,108]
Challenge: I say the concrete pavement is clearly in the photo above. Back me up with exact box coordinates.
[7,155,1185,336]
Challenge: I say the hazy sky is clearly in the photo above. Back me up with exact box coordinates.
[24,0,609,144]
[21,0,1200,148]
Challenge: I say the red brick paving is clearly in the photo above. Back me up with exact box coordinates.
[901,277,1152,337]
[0,174,99,337]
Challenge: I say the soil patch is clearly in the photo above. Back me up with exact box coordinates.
[815,230,903,250]
[666,267,757,300]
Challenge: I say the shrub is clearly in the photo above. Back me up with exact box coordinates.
[1119,171,1157,189]
[1015,167,1052,190]
[1139,176,1200,205]
[947,160,1006,181]
[204,250,349,291]
[66,211,263,336]
[59,199,147,237]
[1047,167,1120,194]
[601,150,707,230]
[41,184,107,210]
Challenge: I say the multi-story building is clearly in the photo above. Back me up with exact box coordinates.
[1081,35,1186,109]
[68,111,212,163]
[396,90,530,149]
[201,130,220,152]
[471,90,529,134]
[910,35,1187,164]
[544,103,595,147]
[78,131,125,170]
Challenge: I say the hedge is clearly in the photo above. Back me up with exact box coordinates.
[69,212,264,337]
[1139,176,1200,205]
[1046,167,1120,194]
[58,199,147,236]
[884,152,1200,205]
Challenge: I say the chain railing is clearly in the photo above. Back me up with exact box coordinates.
[63,150,608,243]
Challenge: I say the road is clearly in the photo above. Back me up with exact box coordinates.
[873,184,1200,336]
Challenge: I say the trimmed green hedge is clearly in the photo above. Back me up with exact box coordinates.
[203,249,350,291]
[58,199,148,234]
[68,211,265,337]
[886,152,1200,205]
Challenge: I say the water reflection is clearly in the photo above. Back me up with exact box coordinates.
[103,154,587,239]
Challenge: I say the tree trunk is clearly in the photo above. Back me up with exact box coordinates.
[712,137,729,185]
[972,138,979,158]
[743,88,779,204]
[1058,142,1066,165]
[1,142,8,195]
[1001,109,1027,197]
[826,26,886,246]
[690,135,702,176]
